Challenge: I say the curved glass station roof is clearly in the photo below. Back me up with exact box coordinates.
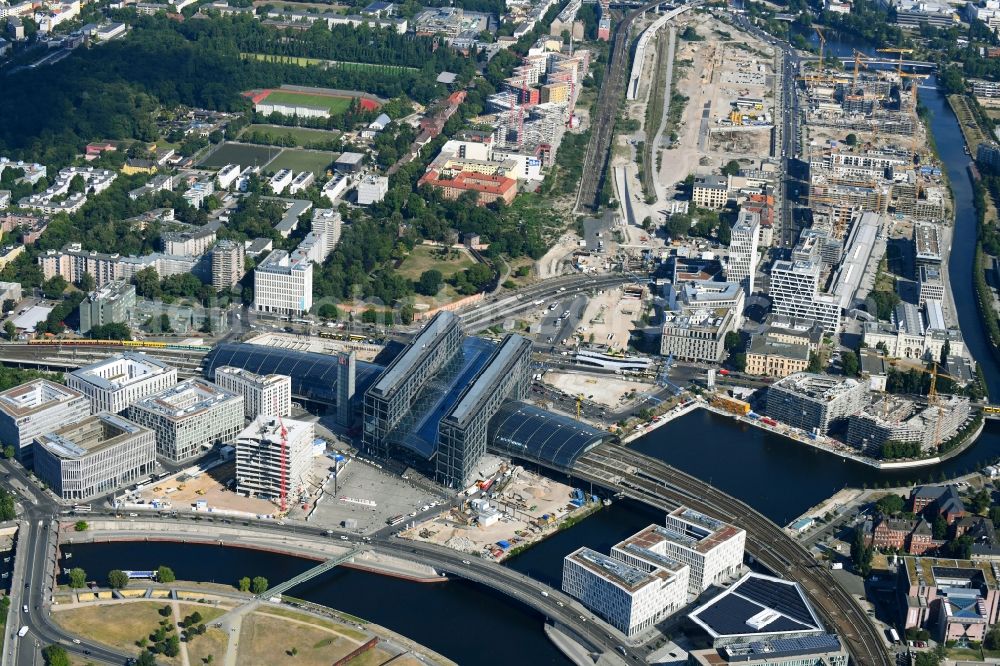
[488,401,614,470]
[203,343,385,406]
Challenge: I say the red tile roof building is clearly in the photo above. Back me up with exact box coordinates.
[418,170,517,206]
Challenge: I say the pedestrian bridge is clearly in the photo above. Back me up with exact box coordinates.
[266,546,363,598]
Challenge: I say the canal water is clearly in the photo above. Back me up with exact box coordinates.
[67,32,1000,666]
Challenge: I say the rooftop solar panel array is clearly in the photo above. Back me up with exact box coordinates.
[737,575,815,626]
[689,574,823,639]
[487,401,613,469]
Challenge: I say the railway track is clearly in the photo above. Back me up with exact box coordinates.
[574,443,892,666]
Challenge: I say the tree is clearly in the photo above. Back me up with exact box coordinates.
[842,350,860,377]
[850,528,873,576]
[724,331,741,352]
[875,494,904,515]
[721,159,741,176]
[79,272,96,293]
[42,645,70,666]
[986,625,1000,650]
[238,577,251,593]
[913,652,942,666]
[845,133,858,146]
[0,488,15,521]
[137,651,159,666]
[67,174,86,194]
[973,489,991,514]
[941,339,950,367]
[163,635,180,658]
[2,299,14,314]
[317,303,339,320]
[156,566,176,583]
[108,569,130,589]
[251,576,268,594]
[4,320,15,341]
[989,505,1000,528]
[2,445,14,459]
[932,515,948,540]
[73,520,88,532]
[132,267,162,299]
[88,322,132,341]
[68,567,87,588]
[42,275,68,300]
[416,269,443,296]
[807,351,822,373]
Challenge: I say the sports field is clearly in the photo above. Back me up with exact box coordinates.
[265,149,337,176]
[199,142,282,169]
[241,124,340,145]
[261,90,353,114]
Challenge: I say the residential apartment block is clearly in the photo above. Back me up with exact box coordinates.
[765,373,868,434]
[211,239,245,291]
[67,352,178,414]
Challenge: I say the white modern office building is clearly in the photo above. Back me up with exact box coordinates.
[0,380,91,465]
[213,366,291,420]
[235,416,314,500]
[727,209,760,297]
[33,413,156,501]
[659,506,747,594]
[126,378,244,462]
[562,546,689,637]
[67,352,178,414]
[253,249,313,316]
[765,372,869,434]
[769,259,841,334]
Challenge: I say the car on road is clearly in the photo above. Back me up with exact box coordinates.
[72,639,81,644]
[462,560,471,565]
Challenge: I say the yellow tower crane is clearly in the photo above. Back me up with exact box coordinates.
[876,47,914,78]
[815,26,826,72]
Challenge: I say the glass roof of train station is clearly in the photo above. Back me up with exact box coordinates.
[203,343,386,405]
[488,401,614,469]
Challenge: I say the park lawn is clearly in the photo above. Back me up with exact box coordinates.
[262,91,352,115]
[179,603,226,625]
[946,647,984,661]
[396,245,475,281]
[241,124,340,145]
[186,626,229,665]
[242,52,417,73]
[258,607,367,641]
[264,149,336,176]
[53,601,181,664]
[238,612,360,665]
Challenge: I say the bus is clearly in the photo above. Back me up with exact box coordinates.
[387,515,404,526]
[72,504,91,514]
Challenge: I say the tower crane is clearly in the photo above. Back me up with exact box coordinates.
[815,26,826,72]
[876,47,914,78]
[277,414,289,513]
[887,360,954,448]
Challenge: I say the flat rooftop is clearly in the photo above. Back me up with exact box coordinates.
[71,352,174,392]
[130,378,240,422]
[214,366,289,387]
[914,222,941,260]
[37,413,148,460]
[689,573,823,640]
[904,557,997,589]
[667,506,744,554]
[566,547,664,592]
[0,380,85,419]
[614,525,690,576]
[771,372,862,401]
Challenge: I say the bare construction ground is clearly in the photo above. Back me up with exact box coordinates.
[543,371,655,408]
[400,468,589,561]
[659,14,776,190]
[577,286,646,350]
[135,462,277,517]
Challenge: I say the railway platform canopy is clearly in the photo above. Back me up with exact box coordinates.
[203,343,385,406]
[488,401,615,470]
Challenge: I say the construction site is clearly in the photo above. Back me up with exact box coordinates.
[399,466,601,561]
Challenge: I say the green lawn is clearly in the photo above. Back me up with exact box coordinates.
[264,149,336,176]
[242,124,340,145]
[242,52,417,73]
[261,91,352,114]
[396,245,476,281]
